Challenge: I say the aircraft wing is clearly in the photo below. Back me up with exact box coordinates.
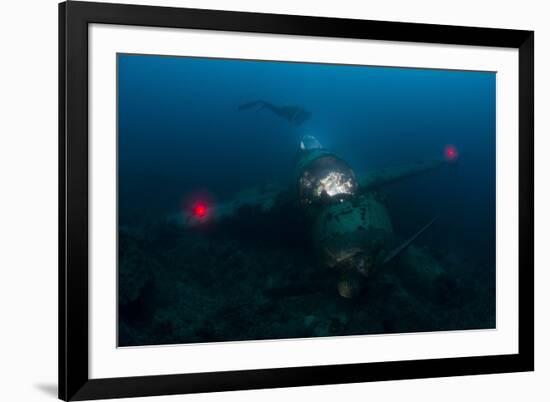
[357,159,448,192]
[168,183,287,228]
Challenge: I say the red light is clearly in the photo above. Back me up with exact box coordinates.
[193,203,207,218]
[444,145,459,162]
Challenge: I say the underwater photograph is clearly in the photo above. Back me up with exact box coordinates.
[117,53,496,347]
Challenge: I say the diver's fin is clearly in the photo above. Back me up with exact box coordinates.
[238,100,266,111]
[358,159,446,192]
[382,216,438,265]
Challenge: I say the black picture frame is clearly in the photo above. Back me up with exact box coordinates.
[59,1,534,400]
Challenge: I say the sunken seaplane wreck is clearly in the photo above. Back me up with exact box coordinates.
[170,132,457,299]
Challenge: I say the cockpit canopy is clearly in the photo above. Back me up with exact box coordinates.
[298,155,358,205]
[300,135,323,151]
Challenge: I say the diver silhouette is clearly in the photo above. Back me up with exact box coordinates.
[238,100,311,126]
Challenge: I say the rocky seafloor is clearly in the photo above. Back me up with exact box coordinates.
[118,206,496,347]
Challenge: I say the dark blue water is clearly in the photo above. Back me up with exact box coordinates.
[118,54,495,223]
[117,53,496,346]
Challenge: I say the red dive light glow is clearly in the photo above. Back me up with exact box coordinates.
[193,203,208,218]
[444,145,459,162]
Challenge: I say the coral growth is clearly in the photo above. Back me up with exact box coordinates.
[118,209,495,347]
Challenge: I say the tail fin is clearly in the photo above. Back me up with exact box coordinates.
[238,100,266,111]
[382,216,438,265]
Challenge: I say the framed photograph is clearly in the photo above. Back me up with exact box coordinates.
[59,1,534,400]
